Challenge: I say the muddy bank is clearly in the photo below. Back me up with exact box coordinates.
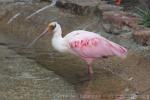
[0,41,79,100]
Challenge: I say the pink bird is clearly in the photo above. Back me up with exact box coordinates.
[28,22,127,80]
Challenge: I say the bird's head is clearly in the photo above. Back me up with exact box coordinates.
[48,22,58,32]
[27,21,60,48]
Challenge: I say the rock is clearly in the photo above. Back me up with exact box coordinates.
[40,0,51,2]
[103,11,126,25]
[102,23,111,33]
[53,0,142,38]
[55,0,103,15]
[118,32,132,40]
[57,0,100,6]
[0,10,9,21]
[103,11,139,27]
[0,45,79,100]
[102,10,140,34]
[0,0,40,3]
[0,0,15,3]
[122,26,131,32]
[99,4,123,12]
[133,29,150,46]
[102,23,123,35]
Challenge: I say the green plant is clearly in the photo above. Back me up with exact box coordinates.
[136,7,150,27]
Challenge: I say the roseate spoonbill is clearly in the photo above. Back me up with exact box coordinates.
[28,22,127,80]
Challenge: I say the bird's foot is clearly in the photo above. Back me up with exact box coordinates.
[78,74,93,83]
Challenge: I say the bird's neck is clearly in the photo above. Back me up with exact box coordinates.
[51,27,68,53]
[53,26,63,39]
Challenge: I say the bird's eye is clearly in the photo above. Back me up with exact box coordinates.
[51,24,56,30]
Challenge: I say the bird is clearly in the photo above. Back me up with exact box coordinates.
[28,22,127,80]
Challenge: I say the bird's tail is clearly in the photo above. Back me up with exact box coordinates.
[109,41,128,59]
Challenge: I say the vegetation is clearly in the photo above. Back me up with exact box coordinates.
[136,7,150,27]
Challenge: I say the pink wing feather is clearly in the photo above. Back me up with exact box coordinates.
[65,30,127,59]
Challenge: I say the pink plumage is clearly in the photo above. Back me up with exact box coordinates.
[64,30,127,63]
[28,22,128,80]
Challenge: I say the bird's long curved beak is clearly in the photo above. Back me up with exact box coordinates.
[27,27,49,48]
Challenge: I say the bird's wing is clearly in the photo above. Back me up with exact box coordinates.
[64,30,127,59]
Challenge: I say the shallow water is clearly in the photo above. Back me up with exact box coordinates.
[0,1,150,100]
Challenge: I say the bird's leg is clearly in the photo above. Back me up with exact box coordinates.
[87,64,93,80]
[78,64,93,83]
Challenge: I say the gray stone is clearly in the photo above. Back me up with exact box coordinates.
[0,45,79,100]
[55,0,102,15]
[99,4,123,12]
[0,0,40,3]
[0,0,15,3]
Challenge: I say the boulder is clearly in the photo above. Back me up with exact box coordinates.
[133,29,150,46]
[55,0,102,15]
